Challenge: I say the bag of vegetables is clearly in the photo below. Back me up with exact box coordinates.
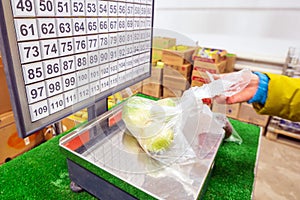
[122,69,252,164]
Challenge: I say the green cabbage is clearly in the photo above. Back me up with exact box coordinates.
[156,98,177,107]
[140,128,174,153]
[122,96,176,153]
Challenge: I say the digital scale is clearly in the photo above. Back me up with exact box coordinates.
[0,0,224,199]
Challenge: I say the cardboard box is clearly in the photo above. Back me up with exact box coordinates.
[163,65,191,80]
[193,60,227,74]
[0,112,44,164]
[151,66,163,82]
[163,75,189,90]
[164,63,193,79]
[212,103,240,119]
[238,103,269,127]
[191,76,209,84]
[163,87,183,98]
[0,60,12,114]
[162,46,197,66]
[192,69,209,79]
[153,37,176,49]
[62,118,77,132]
[191,80,204,87]
[152,48,163,61]
[164,63,192,78]
[163,64,179,71]
[191,70,210,84]
[61,115,87,133]
[193,47,227,63]
[163,65,181,77]
[151,58,160,66]
[177,63,192,78]
[142,82,162,98]
[130,82,143,94]
[143,67,163,85]
[225,53,236,73]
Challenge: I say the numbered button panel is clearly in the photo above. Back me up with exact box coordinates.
[10,0,153,123]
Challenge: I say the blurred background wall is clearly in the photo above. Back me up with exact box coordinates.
[153,0,300,63]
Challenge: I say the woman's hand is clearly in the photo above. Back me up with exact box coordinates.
[214,72,259,104]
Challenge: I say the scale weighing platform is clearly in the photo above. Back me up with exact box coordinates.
[59,104,224,199]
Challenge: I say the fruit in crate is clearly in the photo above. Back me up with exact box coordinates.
[169,45,189,51]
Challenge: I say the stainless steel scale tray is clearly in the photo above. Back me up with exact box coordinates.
[59,104,224,200]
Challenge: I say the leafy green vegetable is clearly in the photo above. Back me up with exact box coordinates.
[122,96,176,153]
[141,128,174,153]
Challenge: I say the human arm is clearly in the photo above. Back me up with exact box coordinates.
[214,72,260,104]
[253,73,300,122]
[214,71,300,122]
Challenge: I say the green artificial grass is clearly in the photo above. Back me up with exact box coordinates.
[0,119,260,200]
[204,119,261,200]
[0,123,95,200]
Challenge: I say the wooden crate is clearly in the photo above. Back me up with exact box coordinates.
[266,126,300,149]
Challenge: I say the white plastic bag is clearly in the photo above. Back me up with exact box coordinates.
[122,96,196,164]
[122,69,252,163]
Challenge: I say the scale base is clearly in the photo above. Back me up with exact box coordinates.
[67,159,136,200]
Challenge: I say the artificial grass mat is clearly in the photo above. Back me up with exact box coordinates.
[0,119,260,199]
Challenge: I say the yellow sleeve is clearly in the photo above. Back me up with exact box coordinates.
[253,73,300,122]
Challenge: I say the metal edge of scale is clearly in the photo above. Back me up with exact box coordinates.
[59,103,224,200]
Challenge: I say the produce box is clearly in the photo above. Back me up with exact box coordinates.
[107,90,131,110]
[152,48,163,61]
[0,57,12,114]
[163,87,183,98]
[192,69,209,80]
[163,65,178,77]
[0,112,44,164]
[191,70,210,85]
[238,103,269,127]
[151,58,160,66]
[163,63,192,78]
[225,53,237,73]
[177,63,192,78]
[194,60,227,74]
[142,82,162,98]
[61,115,87,133]
[153,37,176,49]
[162,45,197,66]
[143,66,163,84]
[193,47,227,63]
[163,65,188,80]
[151,66,163,82]
[212,103,241,119]
[130,82,143,94]
[191,80,205,87]
[163,75,189,91]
